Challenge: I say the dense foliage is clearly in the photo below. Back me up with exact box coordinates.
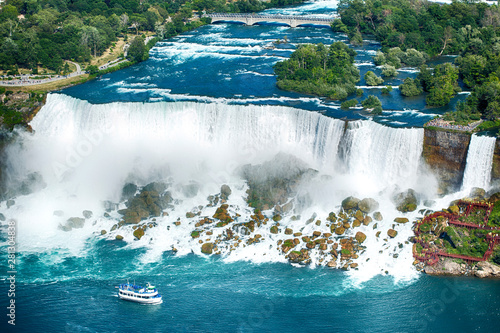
[273,42,360,99]
[0,0,306,74]
[337,0,500,121]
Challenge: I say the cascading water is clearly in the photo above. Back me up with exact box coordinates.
[0,93,433,284]
[462,134,497,191]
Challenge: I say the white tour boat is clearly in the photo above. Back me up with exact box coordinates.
[118,282,162,305]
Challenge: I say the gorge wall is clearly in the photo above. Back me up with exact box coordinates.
[422,128,471,194]
[423,128,500,194]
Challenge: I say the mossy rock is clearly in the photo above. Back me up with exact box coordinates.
[342,196,360,211]
[335,227,346,235]
[352,220,361,228]
[387,229,398,238]
[101,230,107,235]
[270,226,279,234]
[284,228,293,235]
[354,210,364,220]
[115,235,124,240]
[133,228,145,240]
[186,212,196,218]
[355,231,367,243]
[327,212,337,222]
[373,212,383,221]
[448,205,459,215]
[273,214,282,222]
[201,243,214,254]
[394,217,409,224]
[191,231,200,238]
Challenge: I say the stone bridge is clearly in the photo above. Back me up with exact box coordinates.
[204,13,336,28]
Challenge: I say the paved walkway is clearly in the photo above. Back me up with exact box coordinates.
[0,59,127,87]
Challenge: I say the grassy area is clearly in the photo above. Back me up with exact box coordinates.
[90,37,128,68]
[3,75,91,93]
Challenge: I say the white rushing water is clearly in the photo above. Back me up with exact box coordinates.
[1,94,436,283]
[462,134,497,191]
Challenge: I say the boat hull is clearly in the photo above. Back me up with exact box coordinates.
[118,293,163,305]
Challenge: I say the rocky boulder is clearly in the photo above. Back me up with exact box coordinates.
[83,210,93,219]
[470,187,486,200]
[394,217,409,224]
[0,213,5,221]
[59,217,85,231]
[221,184,232,200]
[201,242,214,254]
[387,229,398,238]
[475,261,500,278]
[373,212,383,221]
[341,196,360,211]
[358,198,379,214]
[133,228,145,240]
[115,235,124,240]
[393,189,419,212]
[121,183,138,201]
[355,231,367,243]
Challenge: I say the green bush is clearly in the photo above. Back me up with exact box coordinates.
[362,95,382,109]
[381,65,398,77]
[341,99,358,109]
[381,86,393,95]
[364,71,384,86]
[399,78,422,97]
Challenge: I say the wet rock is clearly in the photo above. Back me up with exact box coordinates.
[270,226,278,234]
[59,217,85,231]
[221,184,232,200]
[376,231,381,237]
[191,231,200,238]
[387,229,398,238]
[470,187,486,200]
[394,217,409,224]
[273,214,282,222]
[354,210,364,220]
[373,212,383,221]
[475,261,500,278]
[53,210,64,217]
[341,196,360,211]
[83,210,93,219]
[104,212,110,218]
[201,242,214,254]
[115,235,123,240]
[393,189,419,212]
[358,198,379,214]
[355,232,366,243]
[363,216,372,225]
[186,212,196,218]
[352,220,361,228]
[284,228,293,235]
[121,183,138,201]
[334,227,345,235]
[282,201,293,214]
[6,200,15,208]
[143,182,167,194]
[101,230,107,235]
[111,224,118,231]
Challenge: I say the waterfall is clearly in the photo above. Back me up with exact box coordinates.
[462,134,496,191]
[341,120,424,190]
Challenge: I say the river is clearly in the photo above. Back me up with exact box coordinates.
[0,1,499,332]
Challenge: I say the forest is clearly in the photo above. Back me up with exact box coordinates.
[335,0,500,123]
[0,0,305,74]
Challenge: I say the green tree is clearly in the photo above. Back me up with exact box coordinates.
[127,35,146,62]
[364,71,384,86]
[399,78,422,97]
[361,95,381,109]
[381,64,398,77]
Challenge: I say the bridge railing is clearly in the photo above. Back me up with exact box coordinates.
[204,13,336,22]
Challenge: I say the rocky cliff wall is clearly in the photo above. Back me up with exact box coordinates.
[422,128,471,194]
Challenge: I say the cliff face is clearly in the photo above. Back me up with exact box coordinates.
[492,140,500,184]
[422,129,471,193]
